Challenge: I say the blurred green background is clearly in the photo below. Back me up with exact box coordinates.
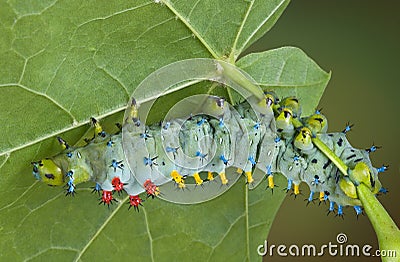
[245,1,399,261]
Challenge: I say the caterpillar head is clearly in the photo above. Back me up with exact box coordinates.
[32,159,64,186]
[294,127,314,151]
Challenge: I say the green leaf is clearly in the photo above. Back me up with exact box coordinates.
[237,46,331,116]
[0,1,330,261]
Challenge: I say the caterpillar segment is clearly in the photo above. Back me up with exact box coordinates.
[32,93,386,216]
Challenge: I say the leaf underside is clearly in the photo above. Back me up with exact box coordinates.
[0,1,330,261]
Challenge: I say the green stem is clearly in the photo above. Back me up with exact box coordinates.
[217,60,264,101]
[357,184,400,262]
[311,137,349,177]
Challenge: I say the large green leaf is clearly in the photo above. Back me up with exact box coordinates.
[0,1,330,261]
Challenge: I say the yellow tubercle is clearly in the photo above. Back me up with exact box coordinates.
[319,191,325,202]
[267,175,274,189]
[219,172,228,185]
[91,118,103,137]
[207,171,214,181]
[94,124,103,136]
[193,173,203,185]
[245,171,254,184]
[170,170,185,188]
[294,184,300,195]
[57,137,69,150]
[154,186,161,196]
[236,168,243,174]
[127,98,140,124]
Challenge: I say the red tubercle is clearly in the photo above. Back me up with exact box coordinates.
[99,190,117,206]
[143,179,160,198]
[111,177,126,193]
[128,195,144,211]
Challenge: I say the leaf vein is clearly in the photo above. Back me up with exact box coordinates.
[0,180,37,212]
[135,17,175,41]
[239,0,288,53]
[161,0,219,59]
[143,208,154,262]
[74,195,129,262]
[209,214,245,255]
[2,83,77,123]
[76,3,151,29]
[25,246,80,262]
[0,79,203,156]
[230,0,254,62]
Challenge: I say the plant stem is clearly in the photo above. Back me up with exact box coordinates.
[217,60,264,101]
[357,184,400,262]
[312,137,349,177]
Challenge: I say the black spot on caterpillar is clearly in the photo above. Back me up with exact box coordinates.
[32,59,386,216]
